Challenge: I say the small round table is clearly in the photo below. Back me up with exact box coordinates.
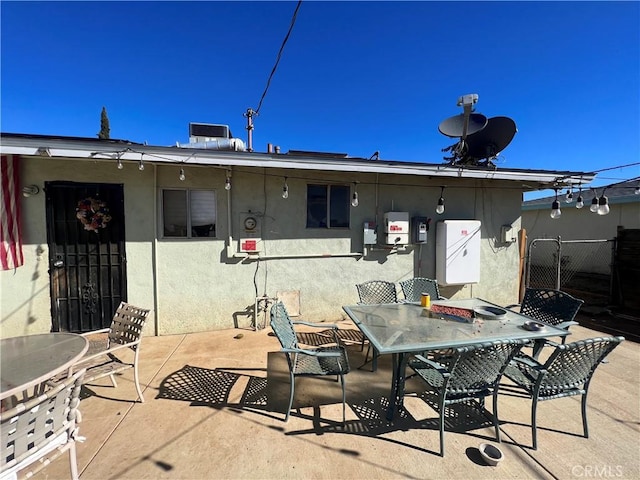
[1,332,89,400]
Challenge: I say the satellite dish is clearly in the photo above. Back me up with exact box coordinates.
[438,113,488,138]
[464,116,517,159]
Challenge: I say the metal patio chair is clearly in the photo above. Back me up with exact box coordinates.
[407,339,526,456]
[399,277,445,302]
[269,301,351,423]
[356,280,398,305]
[74,302,151,402]
[1,369,86,480]
[501,336,624,450]
[355,280,399,370]
[506,288,584,357]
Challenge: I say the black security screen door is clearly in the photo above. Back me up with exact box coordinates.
[45,181,127,332]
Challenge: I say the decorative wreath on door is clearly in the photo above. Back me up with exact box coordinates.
[76,197,112,232]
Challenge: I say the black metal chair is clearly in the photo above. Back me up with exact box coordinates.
[399,277,444,302]
[407,339,526,456]
[501,336,624,450]
[355,280,398,370]
[356,280,398,304]
[507,288,584,357]
[269,301,350,423]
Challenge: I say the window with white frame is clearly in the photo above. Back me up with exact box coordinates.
[306,184,350,228]
[162,189,217,238]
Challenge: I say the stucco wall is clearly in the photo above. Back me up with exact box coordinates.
[1,156,524,338]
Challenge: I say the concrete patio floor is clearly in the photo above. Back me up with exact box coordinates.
[32,321,639,480]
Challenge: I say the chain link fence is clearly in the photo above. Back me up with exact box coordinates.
[526,238,614,306]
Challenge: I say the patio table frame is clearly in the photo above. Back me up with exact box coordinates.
[342,298,569,420]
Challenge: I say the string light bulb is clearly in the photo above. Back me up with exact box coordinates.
[179,168,186,181]
[435,186,445,214]
[550,189,561,219]
[138,159,145,171]
[576,186,584,209]
[565,188,573,203]
[224,171,231,191]
[635,184,640,195]
[597,192,610,215]
[590,191,599,213]
[117,158,123,170]
[351,183,359,207]
[282,177,289,199]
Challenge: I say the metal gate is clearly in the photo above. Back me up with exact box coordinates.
[45,181,127,332]
[526,237,615,306]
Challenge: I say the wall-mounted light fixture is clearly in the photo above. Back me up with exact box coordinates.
[435,186,445,214]
[282,177,289,199]
[550,189,561,219]
[35,147,51,157]
[351,182,359,207]
[22,185,40,197]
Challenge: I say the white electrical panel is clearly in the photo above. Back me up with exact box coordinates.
[436,220,481,285]
[384,212,409,245]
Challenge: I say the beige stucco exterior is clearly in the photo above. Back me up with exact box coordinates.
[1,152,541,338]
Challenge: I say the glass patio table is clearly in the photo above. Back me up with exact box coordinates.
[342,298,569,420]
[1,332,89,401]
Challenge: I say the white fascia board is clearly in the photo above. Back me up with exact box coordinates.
[0,137,595,186]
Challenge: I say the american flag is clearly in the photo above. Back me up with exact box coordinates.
[1,155,24,270]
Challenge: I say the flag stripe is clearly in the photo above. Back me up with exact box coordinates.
[1,155,24,270]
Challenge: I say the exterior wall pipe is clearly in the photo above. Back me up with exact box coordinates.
[239,252,363,261]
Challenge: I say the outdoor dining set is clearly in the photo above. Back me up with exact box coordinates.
[0,280,625,478]
[268,278,624,456]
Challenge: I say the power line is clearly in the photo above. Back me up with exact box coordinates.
[254,1,302,115]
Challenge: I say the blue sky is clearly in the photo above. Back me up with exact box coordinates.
[2,1,639,195]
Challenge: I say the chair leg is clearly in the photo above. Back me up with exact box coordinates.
[285,371,295,422]
[531,398,539,450]
[133,351,145,403]
[438,396,446,457]
[340,374,346,423]
[581,393,589,438]
[108,373,118,388]
[492,389,501,443]
[69,442,79,480]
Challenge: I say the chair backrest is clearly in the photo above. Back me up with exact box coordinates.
[108,302,151,349]
[400,277,441,302]
[1,368,85,474]
[270,301,298,351]
[445,340,526,392]
[540,336,624,390]
[356,280,398,304]
[520,288,584,327]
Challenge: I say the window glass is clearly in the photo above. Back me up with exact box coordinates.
[163,190,187,237]
[306,185,328,228]
[190,190,216,237]
[306,184,350,229]
[329,185,349,228]
[162,189,216,238]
